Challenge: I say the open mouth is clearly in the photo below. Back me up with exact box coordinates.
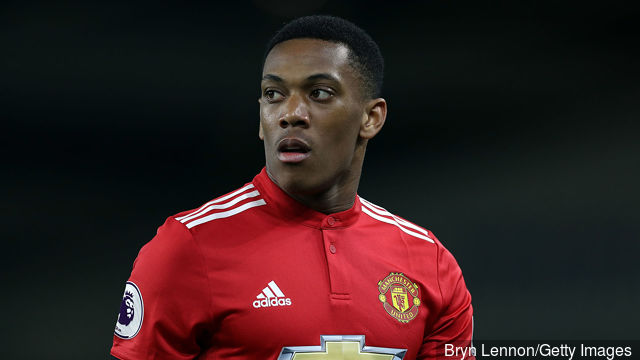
[277,138,311,163]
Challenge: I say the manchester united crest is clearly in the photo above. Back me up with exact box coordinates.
[378,273,420,323]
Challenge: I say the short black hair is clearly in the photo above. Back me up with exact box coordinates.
[264,15,384,99]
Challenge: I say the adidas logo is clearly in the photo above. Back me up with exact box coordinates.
[252,280,292,308]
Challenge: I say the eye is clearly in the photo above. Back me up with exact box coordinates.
[310,88,333,101]
[264,89,284,102]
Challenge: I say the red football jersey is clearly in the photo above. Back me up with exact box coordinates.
[111,168,474,359]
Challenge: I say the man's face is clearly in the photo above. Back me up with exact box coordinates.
[259,38,367,195]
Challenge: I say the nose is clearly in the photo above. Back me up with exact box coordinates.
[279,93,310,129]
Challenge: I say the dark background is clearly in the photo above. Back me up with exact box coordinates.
[2,1,639,358]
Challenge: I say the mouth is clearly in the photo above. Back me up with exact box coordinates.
[277,138,311,164]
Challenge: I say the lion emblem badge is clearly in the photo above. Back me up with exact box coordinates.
[378,273,420,323]
[114,281,144,339]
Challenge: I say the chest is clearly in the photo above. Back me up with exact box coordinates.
[197,224,438,359]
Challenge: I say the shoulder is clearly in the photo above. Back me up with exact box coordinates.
[358,196,440,246]
[135,182,265,262]
[172,181,267,231]
[132,216,196,276]
[358,196,466,288]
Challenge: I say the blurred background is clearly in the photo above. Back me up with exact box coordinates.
[2,1,639,358]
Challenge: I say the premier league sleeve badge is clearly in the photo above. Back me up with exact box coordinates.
[114,281,144,339]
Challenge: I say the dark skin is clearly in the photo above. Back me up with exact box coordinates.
[259,38,387,214]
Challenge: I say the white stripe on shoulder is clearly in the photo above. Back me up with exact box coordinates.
[178,190,261,223]
[361,206,435,243]
[176,184,255,221]
[360,198,433,239]
[360,199,385,211]
[359,197,435,243]
[184,199,266,229]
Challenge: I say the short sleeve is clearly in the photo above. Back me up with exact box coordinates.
[111,217,213,360]
[418,241,474,360]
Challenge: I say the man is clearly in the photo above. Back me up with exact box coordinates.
[111,15,473,359]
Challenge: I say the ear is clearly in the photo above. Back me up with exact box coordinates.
[359,98,387,140]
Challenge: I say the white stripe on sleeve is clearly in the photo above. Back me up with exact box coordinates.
[361,205,434,243]
[176,184,255,221]
[184,199,266,229]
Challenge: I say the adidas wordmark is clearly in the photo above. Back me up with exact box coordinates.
[252,281,292,308]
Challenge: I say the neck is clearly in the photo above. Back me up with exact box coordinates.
[267,145,366,215]
[285,168,361,214]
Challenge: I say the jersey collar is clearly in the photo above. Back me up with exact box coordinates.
[252,167,362,229]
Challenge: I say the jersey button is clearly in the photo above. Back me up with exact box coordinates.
[329,244,337,254]
[327,217,336,226]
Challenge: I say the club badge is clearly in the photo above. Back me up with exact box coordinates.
[378,272,420,323]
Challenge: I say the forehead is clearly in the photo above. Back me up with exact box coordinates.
[262,38,352,79]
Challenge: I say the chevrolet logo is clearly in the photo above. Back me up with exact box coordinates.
[278,335,406,359]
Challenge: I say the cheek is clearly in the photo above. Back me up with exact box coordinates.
[259,106,279,136]
[259,105,268,120]
[324,109,362,147]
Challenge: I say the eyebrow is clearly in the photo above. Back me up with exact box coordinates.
[306,73,339,82]
[262,74,283,82]
[261,73,339,83]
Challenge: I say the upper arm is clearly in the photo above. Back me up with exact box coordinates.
[110,217,213,360]
[417,244,474,359]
